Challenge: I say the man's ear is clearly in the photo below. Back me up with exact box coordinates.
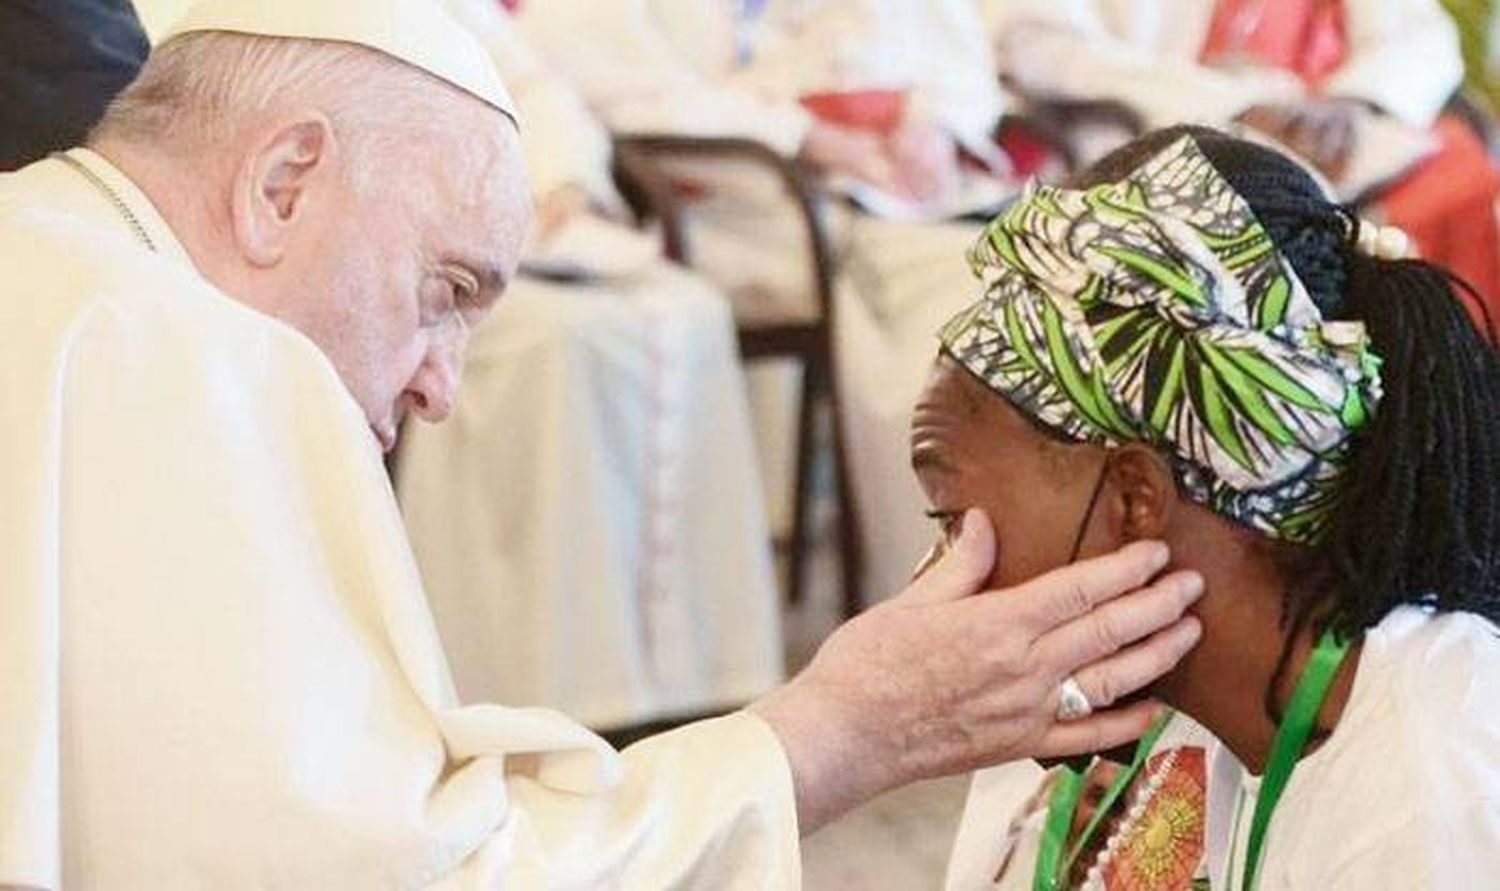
[230,114,336,267]
[1103,444,1176,540]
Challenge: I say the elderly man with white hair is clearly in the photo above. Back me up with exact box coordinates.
[0,0,1206,887]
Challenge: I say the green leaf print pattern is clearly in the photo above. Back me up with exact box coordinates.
[940,136,1382,544]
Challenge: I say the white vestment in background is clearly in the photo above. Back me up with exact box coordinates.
[517,0,1009,604]
[0,149,798,889]
[398,272,783,729]
[394,0,782,730]
[984,0,1461,130]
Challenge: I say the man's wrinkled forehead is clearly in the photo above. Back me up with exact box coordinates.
[420,109,530,271]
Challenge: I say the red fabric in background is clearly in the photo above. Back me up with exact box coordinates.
[1380,116,1500,333]
[996,126,1055,178]
[1201,0,1346,84]
[1203,0,1500,332]
[798,89,907,135]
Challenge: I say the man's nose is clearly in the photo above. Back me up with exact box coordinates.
[404,345,463,423]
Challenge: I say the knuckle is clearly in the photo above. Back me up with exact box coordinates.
[1090,611,1123,655]
[986,638,1034,678]
[1089,671,1118,709]
[1064,577,1094,620]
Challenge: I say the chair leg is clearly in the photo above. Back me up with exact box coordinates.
[828,384,864,619]
[785,356,821,608]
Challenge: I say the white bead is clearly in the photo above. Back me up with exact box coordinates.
[1376,226,1412,260]
[1320,320,1367,347]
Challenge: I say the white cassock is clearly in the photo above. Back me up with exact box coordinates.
[516,0,1009,604]
[0,148,798,888]
[983,0,1460,131]
[394,0,783,730]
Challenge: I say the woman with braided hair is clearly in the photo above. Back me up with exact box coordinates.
[937,126,1500,889]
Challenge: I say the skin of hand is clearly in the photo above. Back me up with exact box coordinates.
[751,509,1204,833]
[1238,98,1364,181]
[884,116,962,205]
[799,118,901,193]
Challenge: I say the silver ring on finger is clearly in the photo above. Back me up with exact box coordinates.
[1055,676,1093,722]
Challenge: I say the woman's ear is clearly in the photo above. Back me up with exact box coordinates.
[1104,444,1176,540]
[230,114,336,268]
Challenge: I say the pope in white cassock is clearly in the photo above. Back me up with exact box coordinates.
[396,0,784,731]
[512,0,1015,604]
[0,0,1209,887]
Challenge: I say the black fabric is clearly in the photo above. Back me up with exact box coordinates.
[0,0,148,170]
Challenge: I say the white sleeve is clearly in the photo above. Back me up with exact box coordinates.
[4,233,802,887]
[494,713,801,888]
[515,0,812,155]
[1321,797,1500,890]
[988,0,1303,128]
[1320,0,1463,127]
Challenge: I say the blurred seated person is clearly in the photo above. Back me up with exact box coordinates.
[393,0,783,729]
[936,126,1500,888]
[0,0,148,170]
[986,0,1500,328]
[513,0,1015,603]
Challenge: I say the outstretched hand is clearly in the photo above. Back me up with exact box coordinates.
[750,509,1203,832]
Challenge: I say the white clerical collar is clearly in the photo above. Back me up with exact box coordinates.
[56,147,195,268]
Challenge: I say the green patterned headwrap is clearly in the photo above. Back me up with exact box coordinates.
[938,136,1383,545]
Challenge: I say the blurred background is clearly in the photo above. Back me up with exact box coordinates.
[8,0,1499,884]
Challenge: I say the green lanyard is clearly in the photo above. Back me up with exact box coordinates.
[1031,630,1350,891]
[1240,629,1351,891]
[1032,711,1174,891]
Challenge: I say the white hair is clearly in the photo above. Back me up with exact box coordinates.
[91,31,493,190]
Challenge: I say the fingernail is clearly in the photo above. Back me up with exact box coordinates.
[1133,540,1170,571]
[1178,572,1205,601]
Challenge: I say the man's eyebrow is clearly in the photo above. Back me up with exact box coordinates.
[445,253,509,297]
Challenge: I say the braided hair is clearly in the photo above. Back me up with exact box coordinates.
[1077,125,1500,641]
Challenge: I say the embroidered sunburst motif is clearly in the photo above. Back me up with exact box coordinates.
[1105,747,1207,890]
